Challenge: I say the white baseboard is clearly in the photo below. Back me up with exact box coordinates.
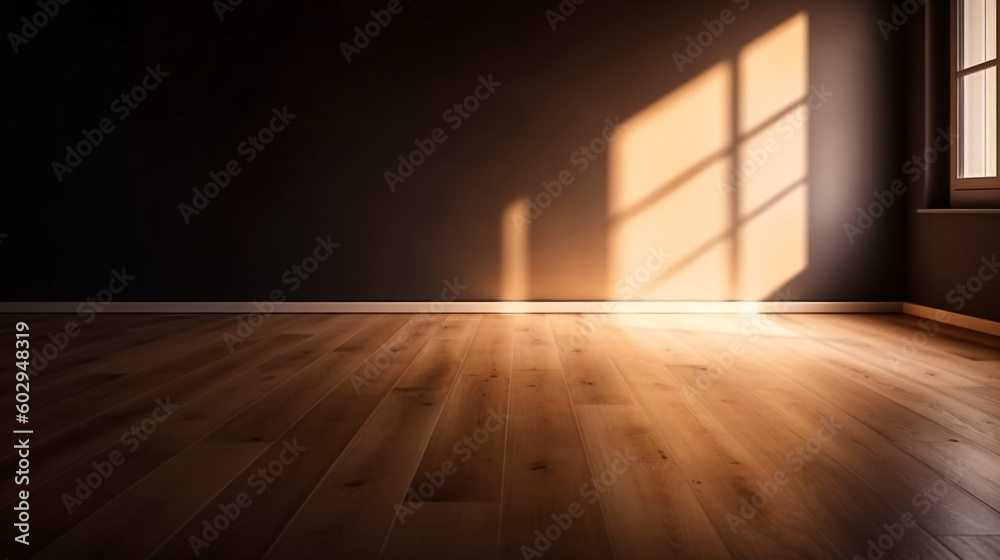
[7,301,997,337]
[0,301,903,314]
[902,303,1000,337]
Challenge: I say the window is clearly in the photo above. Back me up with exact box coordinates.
[952,0,1000,207]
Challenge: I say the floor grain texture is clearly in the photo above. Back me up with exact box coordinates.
[4,313,998,559]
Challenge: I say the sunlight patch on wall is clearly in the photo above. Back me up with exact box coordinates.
[608,12,810,301]
[501,198,530,301]
[736,12,810,300]
[739,13,809,134]
[608,62,733,299]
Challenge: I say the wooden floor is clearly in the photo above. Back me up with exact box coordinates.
[2,312,999,559]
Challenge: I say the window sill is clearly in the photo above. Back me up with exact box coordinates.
[916,208,1000,214]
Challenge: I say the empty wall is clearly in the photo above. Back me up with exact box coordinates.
[1,0,908,303]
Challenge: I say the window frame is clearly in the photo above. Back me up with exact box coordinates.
[951,0,1000,208]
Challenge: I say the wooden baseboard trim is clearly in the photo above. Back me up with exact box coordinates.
[902,302,1000,337]
[0,301,903,314]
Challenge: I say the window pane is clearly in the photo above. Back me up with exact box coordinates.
[960,67,997,177]
[962,0,997,69]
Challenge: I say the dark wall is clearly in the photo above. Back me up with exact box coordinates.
[906,0,1000,322]
[1,0,908,302]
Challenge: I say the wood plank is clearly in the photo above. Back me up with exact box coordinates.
[596,317,846,559]
[720,319,1000,538]
[381,502,499,560]
[760,322,1000,512]
[753,382,1000,536]
[1,313,165,341]
[551,315,733,560]
[790,326,1000,453]
[269,388,450,559]
[25,315,214,377]
[25,314,411,556]
[795,314,999,385]
[134,315,462,559]
[259,347,470,560]
[37,442,272,559]
[662,355,960,558]
[27,372,129,411]
[512,313,561,371]
[574,404,734,560]
[71,314,240,374]
[2,314,206,396]
[380,314,513,559]
[548,314,633,405]
[393,314,514,501]
[0,315,354,520]
[0,331,304,504]
[6,312,999,560]
[940,536,1000,559]
[499,368,615,560]
[0,313,337,435]
[3,314,232,411]
[786,315,1000,420]
[882,313,1000,356]
[0,313,86,336]
[0,314,350,463]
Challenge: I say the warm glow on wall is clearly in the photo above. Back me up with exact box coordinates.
[739,14,809,133]
[736,12,809,300]
[608,62,734,300]
[608,12,810,301]
[501,198,530,300]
